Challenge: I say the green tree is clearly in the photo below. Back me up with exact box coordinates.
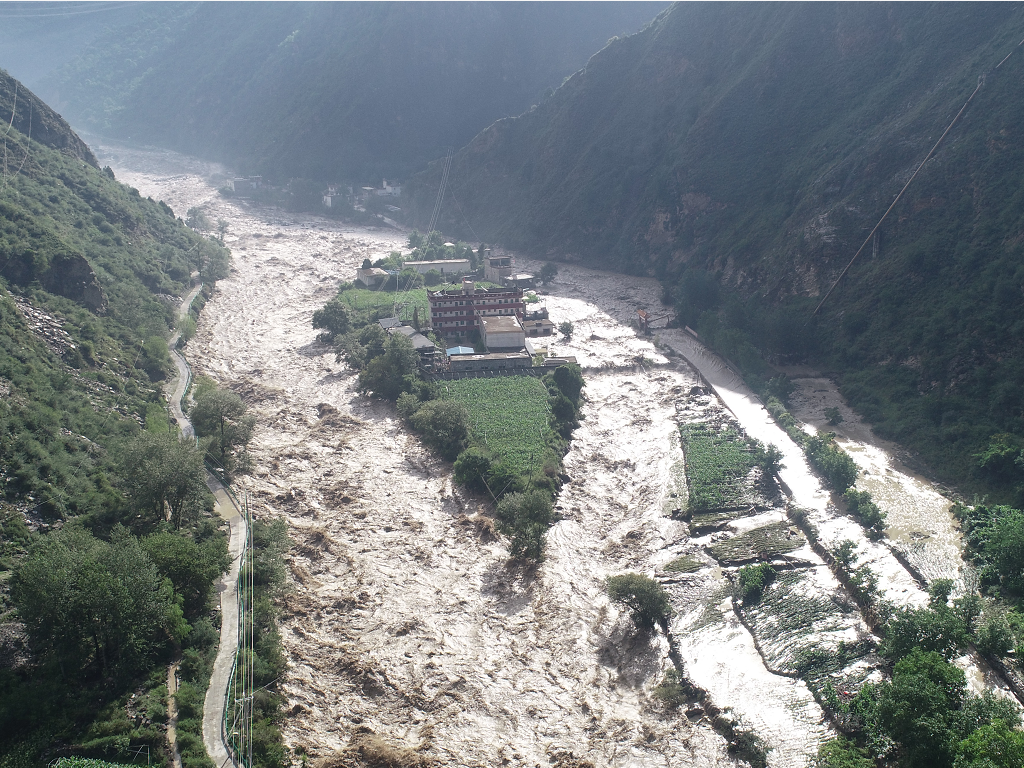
[142,531,229,619]
[118,432,210,529]
[880,605,969,661]
[558,321,574,339]
[844,489,887,538]
[312,297,351,341]
[191,388,256,468]
[551,363,584,404]
[806,432,859,492]
[410,400,469,460]
[988,508,1024,592]
[357,333,418,400]
[606,572,672,630]
[753,441,785,476]
[877,649,968,768]
[955,719,1024,768]
[141,334,171,381]
[454,448,493,495]
[12,525,186,680]
[813,737,873,768]
[538,262,558,284]
[495,490,553,560]
[185,206,212,234]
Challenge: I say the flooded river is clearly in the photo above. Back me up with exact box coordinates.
[96,142,1012,767]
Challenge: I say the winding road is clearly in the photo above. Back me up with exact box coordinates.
[164,281,245,768]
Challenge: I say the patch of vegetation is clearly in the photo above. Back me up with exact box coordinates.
[0,70,233,768]
[679,423,758,511]
[663,555,704,574]
[955,503,1024,597]
[805,432,859,494]
[848,649,1023,768]
[226,519,290,768]
[605,573,672,631]
[737,563,775,604]
[708,521,804,564]
[843,489,887,539]
[443,377,559,480]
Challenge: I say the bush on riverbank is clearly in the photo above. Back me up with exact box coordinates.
[606,573,672,631]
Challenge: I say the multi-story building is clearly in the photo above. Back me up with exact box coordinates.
[427,280,525,339]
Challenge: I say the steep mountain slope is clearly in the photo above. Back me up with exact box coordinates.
[1,69,233,766]
[409,2,1024,493]
[39,1,667,182]
[1,67,228,517]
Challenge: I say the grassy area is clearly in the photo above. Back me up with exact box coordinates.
[679,423,757,511]
[337,286,428,325]
[663,555,704,573]
[708,521,805,564]
[441,377,557,478]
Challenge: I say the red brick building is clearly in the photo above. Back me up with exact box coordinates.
[428,280,525,339]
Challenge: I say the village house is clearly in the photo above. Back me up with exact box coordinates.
[427,279,525,339]
[404,259,471,276]
[523,318,556,338]
[355,266,389,287]
[483,254,514,283]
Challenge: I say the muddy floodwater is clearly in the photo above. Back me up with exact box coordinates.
[96,141,1014,767]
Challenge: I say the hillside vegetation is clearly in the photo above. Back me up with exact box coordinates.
[409,2,1024,498]
[1,69,232,767]
[39,1,666,183]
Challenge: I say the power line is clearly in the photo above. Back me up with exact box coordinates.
[427,148,453,235]
[813,36,1024,317]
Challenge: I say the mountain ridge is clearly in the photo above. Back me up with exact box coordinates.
[408,2,1024,495]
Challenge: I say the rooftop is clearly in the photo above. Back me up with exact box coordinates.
[481,316,524,334]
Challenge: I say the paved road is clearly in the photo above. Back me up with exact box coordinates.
[164,282,245,768]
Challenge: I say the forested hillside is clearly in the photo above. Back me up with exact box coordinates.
[409,2,1024,498]
[38,1,666,182]
[1,69,232,767]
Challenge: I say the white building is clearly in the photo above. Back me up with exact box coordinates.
[480,315,526,352]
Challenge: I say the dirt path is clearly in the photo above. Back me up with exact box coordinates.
[167,660,183,768]
[163,279,246,768]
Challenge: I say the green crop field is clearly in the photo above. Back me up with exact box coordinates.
[680,422,757,511]
[441,377,554,476]
[338,286,430,324]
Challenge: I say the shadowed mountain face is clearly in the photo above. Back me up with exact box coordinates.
[35,1,667,182]
[408,2,1024,492]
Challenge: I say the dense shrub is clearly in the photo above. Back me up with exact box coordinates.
[605,572,672,630]
[410,400,470,461]
[495,491,553,560]
[738,563,775,604]
[806,432,859,493]
[843,489,887,539]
